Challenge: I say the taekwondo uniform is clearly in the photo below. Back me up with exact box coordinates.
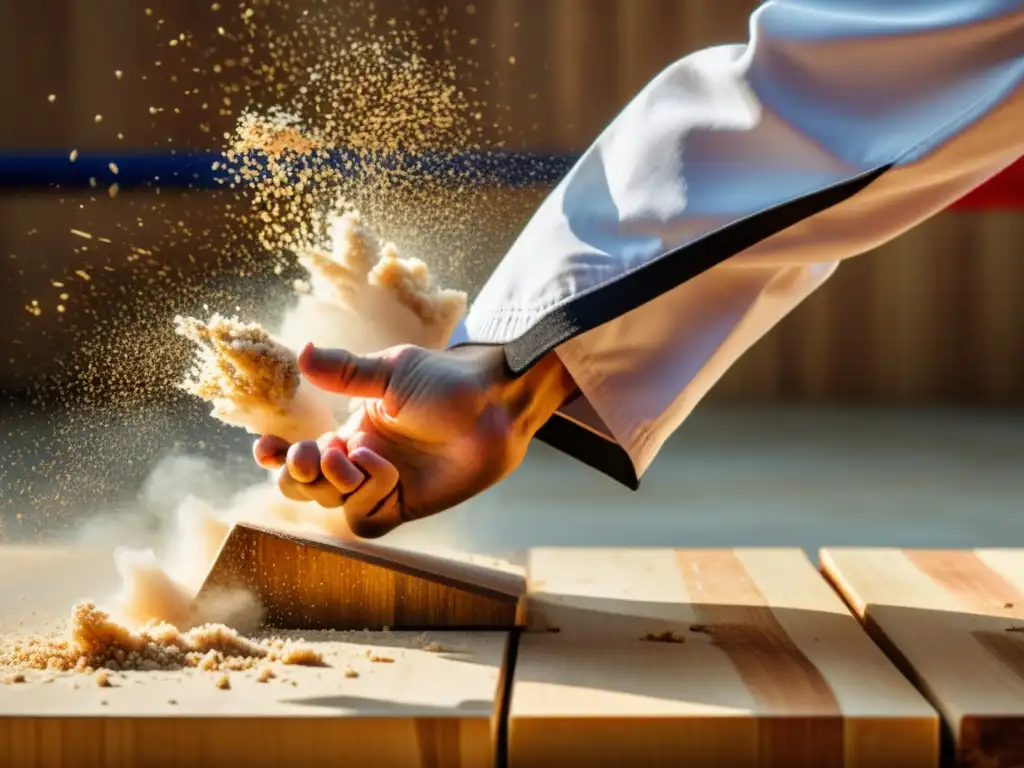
[451,0,1024,489]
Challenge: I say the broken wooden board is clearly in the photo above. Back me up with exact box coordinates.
[0,629,509,768]
[509,548,939,768]
[198,523,527,631]
[821,548,1024,768]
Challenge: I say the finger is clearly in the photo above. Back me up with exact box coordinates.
[275,467,310,503]
[254,435,289,470]
[298,343,394,399]
[316,431,346,454]
[348,486,402,540]
[275,469,344,509]
[296,477,344,509]
[321,448,366,495]
[343,447,403,539]
[286,440,322,484]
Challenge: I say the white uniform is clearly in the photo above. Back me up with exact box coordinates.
[455,0,1024,489]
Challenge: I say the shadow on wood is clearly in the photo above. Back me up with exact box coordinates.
[197,523,527,631]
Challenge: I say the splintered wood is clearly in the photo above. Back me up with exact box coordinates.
[821,548,1024,768]
[198,523,527,631]
[508,549,938,768]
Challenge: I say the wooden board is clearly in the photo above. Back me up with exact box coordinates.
[508,548,939,768]
[0,545,511,767]
[198,523,527,631]
[821,548,1024,767]
[0,629,510,768]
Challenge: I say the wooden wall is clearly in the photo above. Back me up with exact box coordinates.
[1,0,1022,403]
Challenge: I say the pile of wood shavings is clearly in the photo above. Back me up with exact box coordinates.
[174,314,300,411]
[0,602,322,675]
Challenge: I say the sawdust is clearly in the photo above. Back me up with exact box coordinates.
[5,0,533,528]
[281,210,466,371]
[2,1,533,646]
[176,314,300,409]
[641,631,686,644]
[174,313,335,442]
[256,665,275,683]
[0,601,323,674]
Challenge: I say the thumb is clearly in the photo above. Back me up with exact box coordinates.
[298,343,394,399]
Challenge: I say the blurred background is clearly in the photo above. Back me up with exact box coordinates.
[0,0,1021,554]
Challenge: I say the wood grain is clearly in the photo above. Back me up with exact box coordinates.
[0,630,509,768]
[198,523,527,631]
[509,548,938,768]
[821,548,1024,768]
[0,545,511,768]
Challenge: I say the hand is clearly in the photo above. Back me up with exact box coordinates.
[253,342,577,538]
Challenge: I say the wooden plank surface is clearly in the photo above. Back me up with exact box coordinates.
[0,546,510,768]
[199,523,527,631]
[821,548,1024,767]
[509,548,939,768]
[0,630,508,768]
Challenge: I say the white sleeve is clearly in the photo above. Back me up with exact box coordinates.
[462,0,1024,489]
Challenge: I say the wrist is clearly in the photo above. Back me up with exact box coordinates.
[449,343,578,434]
[507,349,578,434]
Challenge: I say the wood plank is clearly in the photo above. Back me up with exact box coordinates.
[0,546,510,768]
[821,548,1024,767]
[509,548,938,768]
[0,630,509,768]
[198,523,527,631]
